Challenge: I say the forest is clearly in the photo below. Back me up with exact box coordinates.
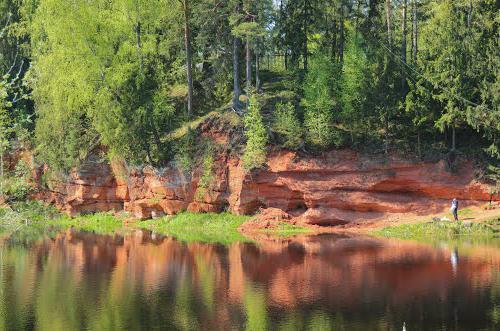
[0,0,498,176]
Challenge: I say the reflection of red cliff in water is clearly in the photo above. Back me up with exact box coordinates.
[4,230,499,329]
[22,231,499,311]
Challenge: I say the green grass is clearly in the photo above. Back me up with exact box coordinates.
[133,212,251,245]
[373,218,499,241]
[260,222,312,237]
[1,201,309,245]
[163,111,241,143]
[0,201,127,244]
[48,213,126,234]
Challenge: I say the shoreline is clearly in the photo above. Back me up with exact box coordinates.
[1,200,499,245]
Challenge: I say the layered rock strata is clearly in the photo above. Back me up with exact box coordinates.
[36,149,497,225]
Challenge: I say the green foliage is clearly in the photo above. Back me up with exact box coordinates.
[272,102,303,150]
[0,200,59,234]
[419,0,499,155]
[50,212,125,235]
[135,212,251,245]
[341,29,369,140]
[175,127,197,172]
[30,0,183,169]
[0,200,126,242]
[302,55,340,150]
[242,96,268,171]
[2,159,33,201]
[486,164,500,203]
[195,148,215,201]
[0,0,498,177]
[374,219,498,241]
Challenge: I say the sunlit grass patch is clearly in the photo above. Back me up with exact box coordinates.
[49,212,125,234]
[0,201,127,244]
[134,212,251,245]
[373,219,498,240]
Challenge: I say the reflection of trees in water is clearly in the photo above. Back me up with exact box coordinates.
[0,231,498,330]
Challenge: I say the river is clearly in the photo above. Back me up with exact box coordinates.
[0,229,499,330]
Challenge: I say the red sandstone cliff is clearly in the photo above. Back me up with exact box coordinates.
[34,147,498,225]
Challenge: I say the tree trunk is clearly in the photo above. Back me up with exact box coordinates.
[136,22,143,72]
[355,0,361,36]
[467,0,473,28]
[385,114,389,154]
[401,0,407,95]
[417,131,421,159]
[182,0,194,118]
[246,35,251,96]
[467,0,473,69]
[339,2,345,66]
[232,36,241,108]
[303,0,309,71]
[411,0,418,64]
[452,126,456,151]
[385,0,392,45]
[0,150,3,198]
[331,16,337,61]
[255,47,260,92]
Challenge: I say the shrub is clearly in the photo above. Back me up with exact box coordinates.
[174,127,197,172]
[195,149,215,201]
[3,159,33,202]
[272,102,303,150]
[304,108,340,150]
[242,96,268,171]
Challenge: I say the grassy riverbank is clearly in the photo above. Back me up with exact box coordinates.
[0,201,126,239]
[373,217,500,241]
[1,201,316,244]
[133,212,251,244]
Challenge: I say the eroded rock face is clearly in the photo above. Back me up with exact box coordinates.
[34,149,498,223]
[240,150,496,225]
[35,156,128,216]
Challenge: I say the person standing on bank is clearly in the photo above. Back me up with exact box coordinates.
[450,198,459,221]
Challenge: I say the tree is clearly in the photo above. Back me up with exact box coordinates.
[0,82,10,198]
[232,1,243,111]
[421,0,474,151]
[30,0,182,169]
[231,0,270,102]
[272,102,303,150]
[242,95,268,170]
[341,28,369,143]
[302,55,340,150]
[180,0,194,118]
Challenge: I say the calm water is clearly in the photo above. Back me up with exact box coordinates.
[0,230,499,330]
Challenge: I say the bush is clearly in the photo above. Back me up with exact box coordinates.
[2,159,33,201]
[195,148,215,201]
[304,108,338,150]
[242,96,268,171]
[272,102,303,150]
[174,128,197,172]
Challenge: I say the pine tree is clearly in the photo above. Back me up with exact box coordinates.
[242,95,268,170]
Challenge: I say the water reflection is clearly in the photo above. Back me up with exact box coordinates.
[0,230,499,330]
